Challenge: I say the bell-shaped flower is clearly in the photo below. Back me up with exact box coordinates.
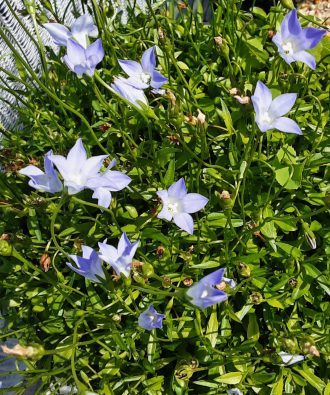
[98,232,139,277]
[138,305,165,330]
[111,77,149,108]
[272,9,326,69]
[49,138,107,195]
[63,38,104,77]
[251,81,302,135]
[44,13,98,48]
[118,46,168,90]
[87,159,132,208]
[66,245,105,282]
[277,352,304,366]
[19,150,63,193]
[186,268,231,309]
[157,178,208,234]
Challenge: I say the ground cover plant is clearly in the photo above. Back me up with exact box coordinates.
[0,0,329,393]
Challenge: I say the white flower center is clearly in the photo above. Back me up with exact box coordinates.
[260,111,272,125]
[201,290,209,298]
[69,173,86,186]
[167,197,181,215]
[138,72,151,85]
[282,41,295,55]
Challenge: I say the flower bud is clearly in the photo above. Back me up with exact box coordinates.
[288,278,298,288]
[156,245,165,257]
[280,0,294,9]
[214,36,223,46]
[133,272,145,284]
[196,109,206,125]
[249,292,263,305]
[217,190,234,211]
[302,341,320,357]
[142,262,154,278]
[0,240,13,256]
[238,262,251,277]
[1,343,44,360]
[183,278,193,286]
[162,276,172,288]
[40,253,51,272]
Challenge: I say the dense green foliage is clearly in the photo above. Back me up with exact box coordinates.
[0,1,329,394]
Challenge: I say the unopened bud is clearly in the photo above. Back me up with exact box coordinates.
[249,292,263,305]
[156,245,165,257]
[142,262,154,278]
[196,109,206,125]
[214,36,223,46]
[288,278,298,288]
[233,95,250,105]
[112,314,121,323]
[166,89,177,107]
[280,0,294,9]
[0,233,13,241]
[1,343,44,360]
[268,30,275,40]
[229,87,239,96]
[133,272,145,284]
[183,277,193,286]
[177,2,187,9]
[184,114,198,125]
[302,341,320,357]
[162,275,172,288]
[40,253,51,272]
[217,190,234,211]
[238,262,251,277]
[0,240,13,256]
[158,27,166,41]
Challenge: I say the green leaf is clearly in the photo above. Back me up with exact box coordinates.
[271,375,283,395]
[275,164,303,190]
[293,366,325,394]
[205,306,218,347]
[164,158,175,188]
[215,372,243,385]
[247,313,259,340]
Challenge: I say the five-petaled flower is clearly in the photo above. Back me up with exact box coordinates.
[44,13,98,48]
[19,150,63,193]
[157,178,208,234]
[63,38,104,77]
[186,268,235,309]
[272,9,326,70]
[118,46,168,90]
[66,245,105,282]
[98,232,139,277]
[138,305,165,330]
[251,81,302,135]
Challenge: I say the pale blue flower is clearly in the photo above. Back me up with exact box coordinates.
[228,389,243,395]
[44,13,98,48]
[63,38,104,77]
[98,232,139,277]
[66,245,105,282]
[118,46,167,90]
[49,139,130,208]
[111,76,149,108]
[138,305,165,330]
[19,150,63,193]
[186,268,231,309]
[157,178,208,234]
[251,81,302,135]
[272,9,326,70]
[278,352,304,366]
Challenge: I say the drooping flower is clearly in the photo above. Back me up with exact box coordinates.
[19,150,63,193]
[138,305,165,330]
[272,9,326,69]
[118,46,167,90]
[157,178,208,234]
[63,38,104,77]
[44,13,98,48]
[228,389,243,395]
[49,139,131,208]
[66,245,105,282]
[277,351,304,366]
[251,81,302,135]
[186,268,233,309]
[98,232,139,277]
[111,76,149,108]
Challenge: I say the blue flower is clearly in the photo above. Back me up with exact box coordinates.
[138,305,165,330]
[111,76,149,108]
[49,139,131,208]
[272,9,326,70]
[19,150,63,193]
[44,13,98,48]
[66,245,105,282]
[118,46,167,90]
[277,352,304,366]
[98,232,139,277]
[186,268,232,309]
[63,38,104,77]
[157,178,208,234]
[251,81,302,135]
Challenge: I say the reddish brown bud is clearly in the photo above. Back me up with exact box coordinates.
[183,277,193,286]
[40,253,51,272]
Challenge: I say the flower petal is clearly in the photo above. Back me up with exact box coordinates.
[168,178,187,199]
[101,171,131,191]
[252,81,273,112]
[271,117,302,135]
[66,39,86,65]
[111,77,148,108]
[92,187,112,208]
[118,60,143,77]
[292,50,316,69]
[86,38,104,64]
[281,9,302,40]
[98,242,118,264]
[67,138,87,171]
[141,46,156,73]
[43,23,71,46]
[300,27,326,50]
[182,193,208,213]
[200,268,225,286]
[150,70,168,89]
[173,212,194,234]
[268,93,297,119]
[71,14,98,47]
